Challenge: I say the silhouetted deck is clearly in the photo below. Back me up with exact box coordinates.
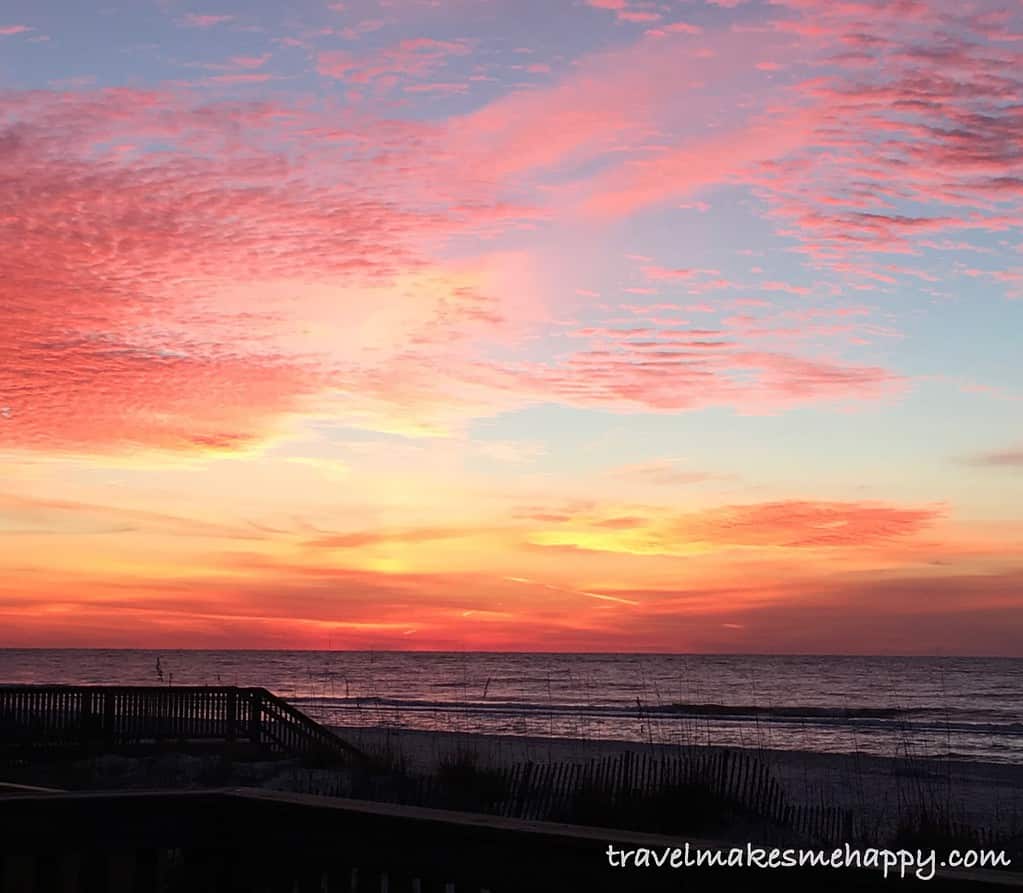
[0,788,1019,892]
[0,685,366,765]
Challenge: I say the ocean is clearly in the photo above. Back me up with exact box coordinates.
[1,650,1021,764]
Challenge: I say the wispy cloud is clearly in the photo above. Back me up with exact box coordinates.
[525,499,944,556]
[964,446,1023,468]
[181,13,234,28]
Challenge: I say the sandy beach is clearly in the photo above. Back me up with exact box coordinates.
[4,714,1022,853]
[330,725,1023,839]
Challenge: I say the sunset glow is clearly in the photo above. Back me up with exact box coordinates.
[2,0,1022,654]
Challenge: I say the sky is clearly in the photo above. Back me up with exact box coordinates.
[1,0,1022,655]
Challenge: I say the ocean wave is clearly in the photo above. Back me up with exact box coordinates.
[659,703,907,719]
[288,695,1023,736]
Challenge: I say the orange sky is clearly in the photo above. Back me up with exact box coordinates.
[1,0,1022,654]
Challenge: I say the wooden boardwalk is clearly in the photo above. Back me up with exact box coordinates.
[0,685,366,765]
[0,787,1018,892]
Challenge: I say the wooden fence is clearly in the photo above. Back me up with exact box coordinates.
[0,685,366,765]
[0,787,1017,892]
[295,746,853,845]
[496,749,851,843]
[299,747,1015,851]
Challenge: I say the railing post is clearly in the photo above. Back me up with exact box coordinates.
[227,689,237,742]
[103,690,115,747]
[248,690,261,746]
[81,689,93,746]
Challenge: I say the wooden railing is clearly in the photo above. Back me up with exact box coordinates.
[0,685,366,765]
[252,688,365,761]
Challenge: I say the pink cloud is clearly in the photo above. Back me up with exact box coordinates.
[676,499,943,548]
[730,0,1023,277]
[582,105,824,217]
[760,280,811,295]
[447,27,788,187]
[404,82,468,95]
[413,0,1023,300]
[610,460,724,486]
[182,13,234,28]
[0,89,524,452]
[525,498,943,553]
[499,341,899,415]
[965,446,1023,468]
[641,265,698,280]
[0,13,963,452]
[618,11,662,23]
[524,298,904,414]
[304,527,479,549]
[206,73,278,84]
[230,54,271,69]
[0,24,32,36]
[584,568,1023,656]
[584,0,665,22]
[1,334,319,454]
[317,38,471,89]
[646,22,704,37]
[316,50,356,78]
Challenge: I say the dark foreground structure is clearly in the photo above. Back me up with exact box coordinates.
[0,685,366,765]
[2,685,1020,891]
[1,787,1020,892]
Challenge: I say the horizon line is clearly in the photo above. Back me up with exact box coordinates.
[1,647,1020,660]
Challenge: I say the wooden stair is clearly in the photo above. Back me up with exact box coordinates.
[0,684,368,766]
